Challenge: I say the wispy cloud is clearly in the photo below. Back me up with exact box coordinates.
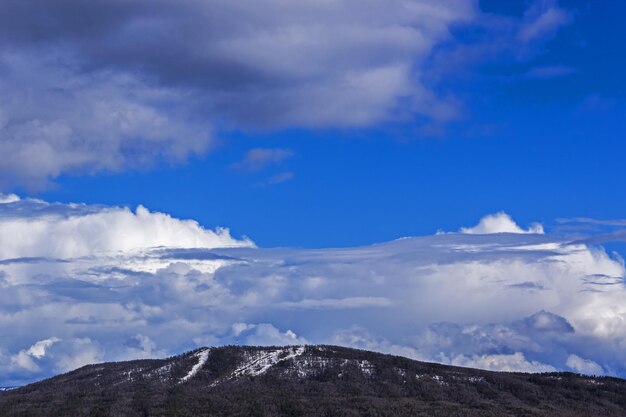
[265,171,295,186]
[554,217,626,244]
[518,0,573,43]
[231,148,293,173]
[557,217,626,227]
[523,65,578,79]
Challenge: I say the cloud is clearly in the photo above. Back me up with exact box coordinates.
[232,148,293,173]
[426,0,573,88]
[329,327,427,362]
[0,0,480,188]
[566,354,604,376]
[0,0,573,189]
[522,310,575,334]
[231,323,308,346]
[7,337,104,378]
[275,297,392,310]
[11,338,61,372]
[49,339,105,374]
[0,194,20,204]
[0,51,212,190]
[452,352,556,373]
[518,0,572,43]
[0,197,253,259]
[2,202,625,385]
[553,217,626,245]
[460,212,545,234]
[558,217,626,227]
[266,172,295,186]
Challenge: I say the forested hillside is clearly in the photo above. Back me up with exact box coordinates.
[1,345,625,417]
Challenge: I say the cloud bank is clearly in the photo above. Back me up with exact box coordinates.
[0,198,624,385]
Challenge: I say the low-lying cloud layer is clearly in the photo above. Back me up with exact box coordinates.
[1,196,625,386]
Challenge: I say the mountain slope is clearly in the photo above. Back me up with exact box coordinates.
[1,345,625,417]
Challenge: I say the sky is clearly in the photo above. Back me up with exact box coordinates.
[1,0,626,385]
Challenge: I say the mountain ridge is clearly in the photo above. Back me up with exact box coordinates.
[1,344,625,416]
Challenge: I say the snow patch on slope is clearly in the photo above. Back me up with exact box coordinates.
[231,346,306,378]
[180,348,211,383]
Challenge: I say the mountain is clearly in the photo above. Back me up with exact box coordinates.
[1,345,625,417]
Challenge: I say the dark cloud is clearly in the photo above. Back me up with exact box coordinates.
[2,0,476,125]
[0,0,572,189]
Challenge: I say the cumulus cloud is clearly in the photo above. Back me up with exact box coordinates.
[231,323,308,346]
[0,197,252,260]
[2,201,625,385]
[11,338,61,372]
[460,212,545,234]
[566,354,604,376]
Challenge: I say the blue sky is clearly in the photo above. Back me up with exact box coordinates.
[2,0,626,385]
[15,0,620,249]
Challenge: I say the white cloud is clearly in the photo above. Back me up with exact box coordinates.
[329,327,428,362]
[1,198,626,385]
[0,197,253,260]
[11,338,61,372]
[25,338,61,360]
[51,338,105,373]
[0,194,20,204]
[566,354,604,376]
[231,323,308,346]
[460,212,544,234]
[452,352,556,373]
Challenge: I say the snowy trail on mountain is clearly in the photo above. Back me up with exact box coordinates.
[231,346,306,378]
[180,348,211,383]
